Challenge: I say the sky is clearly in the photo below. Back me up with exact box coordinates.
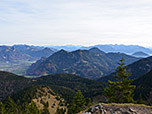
[0,0,152,47]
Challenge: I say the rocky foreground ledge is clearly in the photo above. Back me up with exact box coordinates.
[81,103,152,114]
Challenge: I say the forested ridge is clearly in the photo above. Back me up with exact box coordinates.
[1,59,152,114]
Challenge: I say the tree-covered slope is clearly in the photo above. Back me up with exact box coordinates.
[32,73,107,103]
[0,71,32,101]
[26,48,139,79]
[133,70,152,102]
[0,71,106,104]
[99,56,152,82]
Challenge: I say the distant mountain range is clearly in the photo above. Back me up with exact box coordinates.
[132,51,149,58]
[99,56,152,82]
[0,45,55,63]
[26,48,140,79]
[13,45,54,59]
[93,44,152,54]
[48,45,82,51]
[0,46,31,63]
[0,44,151,77]
[0,45,55,75]
[49,44,152,54]
[0,44,151,64]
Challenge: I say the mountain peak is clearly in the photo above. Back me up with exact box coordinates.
[89,47,105,54]
[132,51,149,57]
[43,47,51,50]
[59,49,68,53]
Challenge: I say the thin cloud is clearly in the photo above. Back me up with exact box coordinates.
[0,0,152,46]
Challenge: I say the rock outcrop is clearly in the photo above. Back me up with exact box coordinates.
[81,103,152,114]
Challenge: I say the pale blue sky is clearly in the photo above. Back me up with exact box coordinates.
[0,0,152,47]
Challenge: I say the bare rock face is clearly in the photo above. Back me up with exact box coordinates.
[81,103,152,114]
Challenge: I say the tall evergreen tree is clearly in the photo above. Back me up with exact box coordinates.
[28,101,42,114]
[5,97,19,114]
[104,58,136,103]
[0,102,6,114]
[68,90,86,114]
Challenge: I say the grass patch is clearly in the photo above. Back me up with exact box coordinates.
[101,103,152,108]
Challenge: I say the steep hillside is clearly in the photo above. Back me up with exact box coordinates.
[0,45,55,75]
[0,71,106,104]
[11,86,67,114]
[32,87,67,114]
[13,45,54,59]
[99,56,152,82]
[27,49,114,79]
[133,70,152,102]
[106,52,139,65]
[26,49,139,79]
[0,47,31,63]
[34,73,106,101]
[0,71,32,101]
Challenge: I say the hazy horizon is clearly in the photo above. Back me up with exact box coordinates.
[0,43,151,49]
[0,0,152,47]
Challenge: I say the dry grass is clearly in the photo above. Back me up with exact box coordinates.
[32,87,68,114]
[101,103,152,108]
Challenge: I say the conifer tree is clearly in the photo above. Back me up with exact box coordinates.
[0,102,6,114]
[68,90,86,114]
[42,101,50,114]
[5,97,19,113]
[28,101,42,114]
[85,97,92,107]
[137,94,146,104]
[104,58,136,103]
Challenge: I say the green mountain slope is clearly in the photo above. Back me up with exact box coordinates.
[34,73,106,101]
[133,70,152,101]
[0,71,106,104]
[0,71,32,101]
[99,56,152,82]
[26,48,139,79]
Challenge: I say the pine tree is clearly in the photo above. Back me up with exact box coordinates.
[137,94,146,104]
[42,101,50,114]
[0,102,6,114]
[104,58,136,103]
[85,97,92,107]
[28,101,42,114]
[68,90,86,114]
[55,107,66,114]
[5,97,19,114]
